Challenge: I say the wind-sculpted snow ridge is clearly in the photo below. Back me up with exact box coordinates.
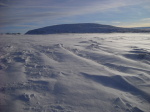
[0,33,150,112]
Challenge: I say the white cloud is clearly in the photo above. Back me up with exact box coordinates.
[0,0,150,27]
[112,21,121,24]
[141,18,150,21]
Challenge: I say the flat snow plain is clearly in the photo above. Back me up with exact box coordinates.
[0,33,150,112]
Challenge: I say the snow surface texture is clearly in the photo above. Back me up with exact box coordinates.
[0,33,150,112]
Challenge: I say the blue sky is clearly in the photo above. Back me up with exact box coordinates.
[0,0,150,33]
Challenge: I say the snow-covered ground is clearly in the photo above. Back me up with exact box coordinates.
[0,33,150,112]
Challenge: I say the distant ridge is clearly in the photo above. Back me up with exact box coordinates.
[133,27,150,30]
[25,23,150,34]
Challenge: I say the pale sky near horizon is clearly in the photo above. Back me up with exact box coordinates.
[0,0,150,33]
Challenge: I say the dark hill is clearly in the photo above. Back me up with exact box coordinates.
[25,23,150,34]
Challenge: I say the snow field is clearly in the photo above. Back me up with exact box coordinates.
[0,33,150,112]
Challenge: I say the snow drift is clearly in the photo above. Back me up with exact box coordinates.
[0,33,150,112]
